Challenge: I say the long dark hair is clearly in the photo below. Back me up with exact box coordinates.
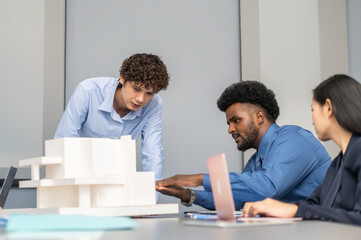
[313,74,361,135]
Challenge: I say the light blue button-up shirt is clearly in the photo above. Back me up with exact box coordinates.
[194,123,331,210]
[54,77,164,181]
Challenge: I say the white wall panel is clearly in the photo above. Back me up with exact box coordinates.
[241,0,349,161]
[0,0,64,169]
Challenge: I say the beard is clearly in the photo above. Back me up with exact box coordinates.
[237,121,259,151]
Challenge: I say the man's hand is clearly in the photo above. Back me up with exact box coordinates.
[242,198,298,218]
[156,174,204,188]
[156,185,193,202]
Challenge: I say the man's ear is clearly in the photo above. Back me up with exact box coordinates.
[255,111,265,125]
[119,76,125,85]
[324,98,333,118]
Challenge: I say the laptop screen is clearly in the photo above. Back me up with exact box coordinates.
[207,153,236,220]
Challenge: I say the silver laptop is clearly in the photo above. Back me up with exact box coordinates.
[182,154,301,227]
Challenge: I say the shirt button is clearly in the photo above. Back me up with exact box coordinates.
[305,211,312,218]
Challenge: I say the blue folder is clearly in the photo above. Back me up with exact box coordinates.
[6,214,137,232]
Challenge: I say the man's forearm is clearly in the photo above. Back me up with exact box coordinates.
[156,174,204,187]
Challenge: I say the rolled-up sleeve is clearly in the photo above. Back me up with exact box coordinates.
[140,100,164,181]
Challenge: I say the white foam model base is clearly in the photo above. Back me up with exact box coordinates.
[0,204,179,217]
[13,137,177,217]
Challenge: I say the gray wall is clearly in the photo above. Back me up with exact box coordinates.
[0,0,64,169]
[0,0,65,208]
[65,0,242,211]
[2,188,36,209]
[347,0,361,82]
[0,0,44,169]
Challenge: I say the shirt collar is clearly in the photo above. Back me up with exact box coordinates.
[257,123,280,159]
[98,80,144,119]
[98,80,118,113]
[122,106,144,120]
[341,133,361,162]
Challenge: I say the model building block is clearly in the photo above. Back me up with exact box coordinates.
[9,136,178,216]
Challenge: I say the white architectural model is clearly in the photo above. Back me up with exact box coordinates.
[3,136,178,216]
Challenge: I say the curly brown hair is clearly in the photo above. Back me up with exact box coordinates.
[120,53,169,93]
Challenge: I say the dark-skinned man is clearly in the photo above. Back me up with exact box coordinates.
[156,81,331,209]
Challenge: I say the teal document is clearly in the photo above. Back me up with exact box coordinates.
[6,214,137,231]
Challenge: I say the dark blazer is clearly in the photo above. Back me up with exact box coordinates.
[295,134,361,225]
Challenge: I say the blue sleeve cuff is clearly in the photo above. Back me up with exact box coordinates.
[203,174,212,192]
[194,190,215,210]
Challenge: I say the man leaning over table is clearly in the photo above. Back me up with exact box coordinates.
[156,81,331,209]
[55,53,170,183]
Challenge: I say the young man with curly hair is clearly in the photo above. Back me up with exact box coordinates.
[156,81,331,209]
[55,53,169,182]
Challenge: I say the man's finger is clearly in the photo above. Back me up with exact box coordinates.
[156,178,175,186]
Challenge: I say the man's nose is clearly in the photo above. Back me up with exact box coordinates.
[136,93,145,103]
[228,124,235,134]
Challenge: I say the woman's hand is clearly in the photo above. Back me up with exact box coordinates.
[242,198,298,218]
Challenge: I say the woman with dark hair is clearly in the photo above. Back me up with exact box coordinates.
[242,74,361,225]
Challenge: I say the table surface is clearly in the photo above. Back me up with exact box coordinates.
[2,215,361,240]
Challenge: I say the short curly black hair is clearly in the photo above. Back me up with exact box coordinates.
[120,53,169,93]
[217,81,280,122]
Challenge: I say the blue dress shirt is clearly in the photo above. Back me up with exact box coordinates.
[54,77,164,181]
[194,123,331,210]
